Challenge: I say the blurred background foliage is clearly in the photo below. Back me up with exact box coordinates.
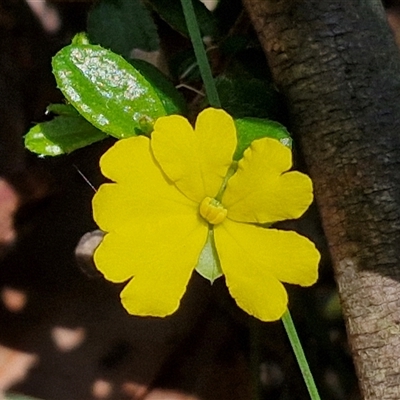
[0,0,379,399]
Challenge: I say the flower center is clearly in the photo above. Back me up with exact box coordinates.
[199,197,227,225]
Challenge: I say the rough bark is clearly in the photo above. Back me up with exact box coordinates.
[242,0,400,398]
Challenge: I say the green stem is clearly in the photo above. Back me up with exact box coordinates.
[180,0,221,108]
[281,310,321,400]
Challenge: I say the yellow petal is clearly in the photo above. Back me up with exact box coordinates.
[93,136,197,233]
[151,108,237,202]
[94,214,208,316]
[223,138,313,223]
[214,219,320,321]
[99,136,147,183]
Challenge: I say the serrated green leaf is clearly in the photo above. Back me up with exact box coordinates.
[234,118,292,161]
[215,75,281,119]
[129,59,187,115]
[24,112,108,156]
[147,0,218,38]
[195,230,223,283]
[87,0,159,59]
[52,42,167,138]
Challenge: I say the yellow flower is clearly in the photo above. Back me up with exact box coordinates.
[92,108,320,322]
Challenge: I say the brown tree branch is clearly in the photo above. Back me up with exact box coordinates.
[242,0,400,398]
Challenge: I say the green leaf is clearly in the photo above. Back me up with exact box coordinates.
[52,42,167,138]
[87,0,159,59]
[129,59,187,115]
[72,32,90,45]
[46,103,80,116]
[215,75,282,119]
[195,229,223,284]
[24,105,108,156]
[234,118,292,161]
[147,0,218,38]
